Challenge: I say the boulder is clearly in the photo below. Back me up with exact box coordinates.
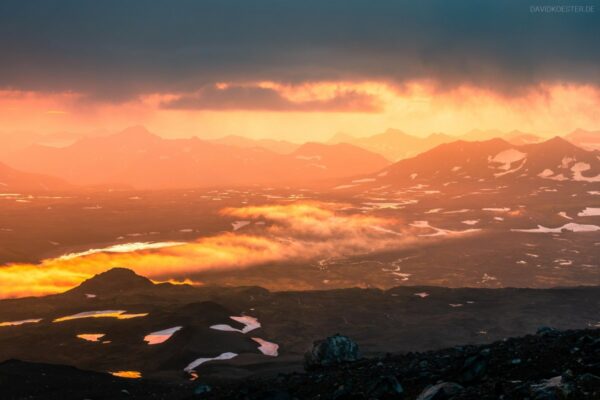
[304,334,359,369]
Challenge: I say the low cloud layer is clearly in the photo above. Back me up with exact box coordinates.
[0,202,480,298]
[0,1,598,101]
[162,84,381,112]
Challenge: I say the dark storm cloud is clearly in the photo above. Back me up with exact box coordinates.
[0,0,598,102]
[161,85,382,112]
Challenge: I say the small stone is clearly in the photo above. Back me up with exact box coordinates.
[367,375,404,398]
[416,382,464,400]
[536,327,558,336]
[259,390,292,400]
[194,383,211,395]
[479,348,491,356]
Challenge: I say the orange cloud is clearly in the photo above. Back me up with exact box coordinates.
[161,83,382,113]
[2,81,599,142]
[0,202,441,298]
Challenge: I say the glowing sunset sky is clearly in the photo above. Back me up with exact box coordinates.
[1,1,599,140]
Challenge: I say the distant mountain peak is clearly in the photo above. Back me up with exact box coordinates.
[537,135,578,149]
[442,137,510,149]
[68,268,153,295]
[114,126,159,141]
[568,128,593,136]
[564,128,600,151]
[327,132,356,144]
[380,128,408,136]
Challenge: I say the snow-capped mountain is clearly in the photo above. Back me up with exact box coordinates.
[334,137,600,190]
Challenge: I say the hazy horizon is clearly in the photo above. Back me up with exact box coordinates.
[0,124,595,144]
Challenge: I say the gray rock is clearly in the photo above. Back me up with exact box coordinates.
[530,376,574,400]
[367,375,404,398]
[577,373,600,391]
[258,390,292,400]
[416,382,464,400]
[461,355,487,383]
[332,384,352,400]
[193,383,211,395]
[537,327,559,336]
[304,334,360,369]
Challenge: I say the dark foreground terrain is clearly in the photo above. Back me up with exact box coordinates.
[1,269,599,382]
[1,328,599,399]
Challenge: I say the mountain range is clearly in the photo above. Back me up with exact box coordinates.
[328,129,453,161]
[1,126,598,191]
[2,126,388,189]
[327,128,599,162]
[207,135,299,154]
[328,129,552,162]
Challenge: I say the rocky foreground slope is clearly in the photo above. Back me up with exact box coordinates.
[205,328,600,399]
[1,328,599,399]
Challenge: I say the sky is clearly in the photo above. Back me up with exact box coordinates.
[1,0,599,141]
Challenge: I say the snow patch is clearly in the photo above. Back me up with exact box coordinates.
[184,352,238,372]
[557,212,572,220]
[490,149,526,171]
[410,220,480,237]
[252,337,279,356]
[578,207,600,217]
[110,371,141,379]
[210,315,261,334]
[572,162,600,182]
[512,223,600,233]
[0,318,42,327]
[144,326,183,345]
[54,310,148,323]
[232,221,251,231]
[77,334,105,342]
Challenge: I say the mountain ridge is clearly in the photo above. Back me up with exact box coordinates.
[0,162,71,192]
[333,136,600,190]
[4,126,389,189]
